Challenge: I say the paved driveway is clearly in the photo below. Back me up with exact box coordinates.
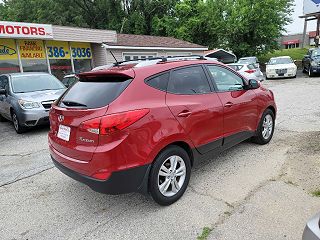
[0,74,320,240]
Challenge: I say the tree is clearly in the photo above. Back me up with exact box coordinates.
[0,0,294,57]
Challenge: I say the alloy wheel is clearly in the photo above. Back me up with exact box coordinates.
[12,113,19,131]
[158,155,186,197]
[262,114,273,140]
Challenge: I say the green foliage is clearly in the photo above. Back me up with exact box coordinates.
[311,190,320,197]
[0,0,294,57]
[259,48,310,63]
[197,227,213,240]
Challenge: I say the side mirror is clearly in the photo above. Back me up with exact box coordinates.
[0,89,6,95]
[247,79,260,89]
[265,62,269,65]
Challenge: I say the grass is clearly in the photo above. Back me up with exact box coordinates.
[258,47,310,63]
[311,190,320,197]
[197,227,213,240]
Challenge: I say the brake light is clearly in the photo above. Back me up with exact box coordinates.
[80,109,150,135]
[245,69,256,74]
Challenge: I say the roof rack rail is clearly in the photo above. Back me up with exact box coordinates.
[159,55,206,62]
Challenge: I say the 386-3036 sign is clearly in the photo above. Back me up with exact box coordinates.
[46,41,92,60]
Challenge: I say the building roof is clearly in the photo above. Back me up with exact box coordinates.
[104,34,207,50]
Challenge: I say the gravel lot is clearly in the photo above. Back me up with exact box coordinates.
[0,74,320,240]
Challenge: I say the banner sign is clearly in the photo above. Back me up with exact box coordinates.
[18,40,46,59]
[0,21,53,39]
[46,41,71,59]
[70,42,92,59]
[0,39,18,60]
[304,0,320,15]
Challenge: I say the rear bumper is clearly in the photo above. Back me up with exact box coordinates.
[52,156,151,195]
[310,66,320,74]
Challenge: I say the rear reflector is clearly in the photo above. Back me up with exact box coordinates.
[80,109,150,135]
[245,69,256,74]
[91,169,111,180]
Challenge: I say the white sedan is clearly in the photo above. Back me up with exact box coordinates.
[266,56,297,79]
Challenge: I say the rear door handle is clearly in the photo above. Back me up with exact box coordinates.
[178,110,192,117]
[224,102,234,108]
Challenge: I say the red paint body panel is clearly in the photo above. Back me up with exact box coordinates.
[48,60,276,189]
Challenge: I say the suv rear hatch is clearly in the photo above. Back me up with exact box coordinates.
[49,70,134,162]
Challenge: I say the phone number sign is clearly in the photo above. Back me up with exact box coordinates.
[46,41,92,60]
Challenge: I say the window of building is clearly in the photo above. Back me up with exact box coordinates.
[0,60,20,74]
[0,39,20,74]
[49,59,72,80]
[73,59,92,73]
[122,53,157,61]
[168,66,211,95]
[21,59,48,73]
[166,52,192,57]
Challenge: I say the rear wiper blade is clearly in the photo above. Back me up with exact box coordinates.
[62,101,87,107]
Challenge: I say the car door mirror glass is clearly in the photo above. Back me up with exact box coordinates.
[248,79,259,89]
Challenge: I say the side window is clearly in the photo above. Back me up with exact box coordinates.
[0,76,8,89]
[207,65,244,92]
[145,72,169,91]
[168,66,211,95]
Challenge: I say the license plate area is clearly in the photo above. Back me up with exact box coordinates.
[57,125,71,141]
[276,69,287,75]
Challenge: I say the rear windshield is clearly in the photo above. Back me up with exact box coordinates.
[228,65,243,71]
[58,76,131,109]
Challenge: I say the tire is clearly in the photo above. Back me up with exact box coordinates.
[252,109,275,145]
[308,67,314,77]
[11,111,27,134]
[149,145,191,206]
[0,114,6,122]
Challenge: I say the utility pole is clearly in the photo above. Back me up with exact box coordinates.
[316,15,320,47]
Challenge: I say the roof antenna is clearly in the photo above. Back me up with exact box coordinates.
[109,51,120,66]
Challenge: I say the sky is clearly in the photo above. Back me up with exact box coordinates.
[285,0,317,34]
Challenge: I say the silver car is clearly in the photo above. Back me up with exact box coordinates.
[303,212,320,240]
[0,72,66,133]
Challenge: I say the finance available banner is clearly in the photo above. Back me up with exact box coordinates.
[17,40,46,59]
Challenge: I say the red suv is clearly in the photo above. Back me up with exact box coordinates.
[49,57,276,205]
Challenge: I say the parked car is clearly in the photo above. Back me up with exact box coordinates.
[62,74,78,88]
[303,212,320,240]
[265,56,297,79]
[302,48,320,77]
[238,56,260,68]
[0,72,66,133]
[48,57,276,205]
[228,63,264,82]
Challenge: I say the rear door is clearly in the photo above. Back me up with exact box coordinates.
[205,64,258,143]
[166,65,224,154]
[49,74,132,162]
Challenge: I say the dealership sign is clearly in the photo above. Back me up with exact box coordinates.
[0,21,53,39]
[304,0,320,15]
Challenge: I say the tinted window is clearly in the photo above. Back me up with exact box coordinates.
[207,65,244,92]
[145,72,169,91]
[168,66,211,94]
[247,64,256,70]
[0,76,8,89]
[11,74,65,93]
[311,49,320,57]
[59,76,131,109]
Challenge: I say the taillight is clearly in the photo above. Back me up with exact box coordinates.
[245,69,256,74]
[79,109,149,135]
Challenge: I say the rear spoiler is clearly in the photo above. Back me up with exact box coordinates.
[78,68,135,80]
